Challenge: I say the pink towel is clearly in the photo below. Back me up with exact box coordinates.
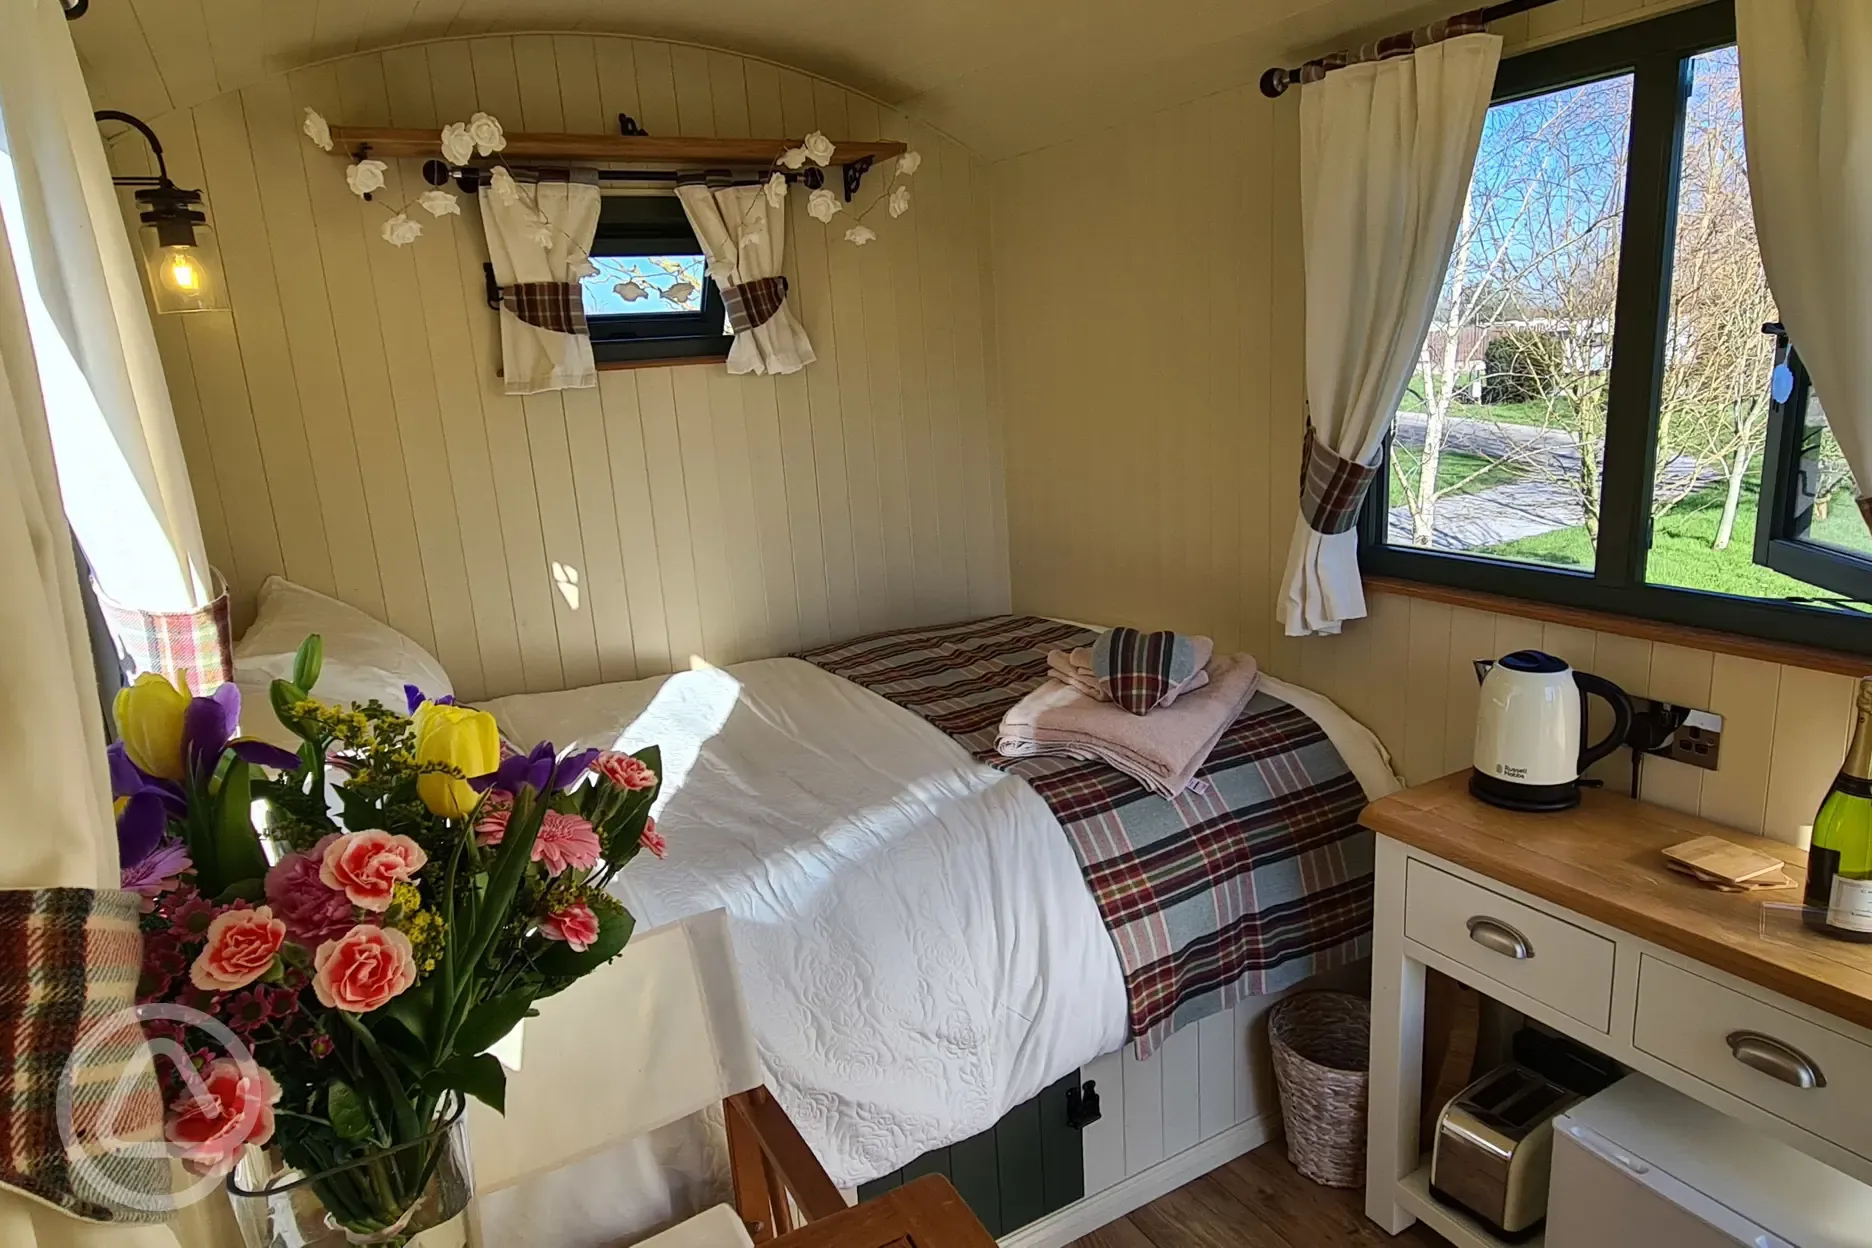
[997,654,1261,798]
[1045,645,1210,706]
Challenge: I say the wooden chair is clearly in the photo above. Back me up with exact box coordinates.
[466,909,846,1246]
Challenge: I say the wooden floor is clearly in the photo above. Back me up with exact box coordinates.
[1068,1142,1448,1248]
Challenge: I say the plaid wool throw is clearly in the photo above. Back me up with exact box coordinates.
[798,616,1374,1056]
[0,889,169,1222]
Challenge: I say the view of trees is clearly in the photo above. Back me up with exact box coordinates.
[1390,49,1856,596]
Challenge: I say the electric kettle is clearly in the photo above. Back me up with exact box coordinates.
[1471,650,1633,812]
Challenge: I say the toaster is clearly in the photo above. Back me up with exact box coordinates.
[1430,1064,1579,1239]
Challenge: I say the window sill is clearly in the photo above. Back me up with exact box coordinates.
[1364,574,1872,678]
[596,354,729,372]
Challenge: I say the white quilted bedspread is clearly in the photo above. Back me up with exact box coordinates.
[478,657,1130,1187]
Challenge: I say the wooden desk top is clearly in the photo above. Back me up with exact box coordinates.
[1362,771,1872,1034]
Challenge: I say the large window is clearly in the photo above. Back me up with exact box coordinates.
[1362,1,1872,654]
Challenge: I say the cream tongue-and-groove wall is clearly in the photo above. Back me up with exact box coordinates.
[994,0,1863,846]
[102,34,1009,702]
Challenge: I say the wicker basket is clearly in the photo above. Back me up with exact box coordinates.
[1268,991,1370,1188]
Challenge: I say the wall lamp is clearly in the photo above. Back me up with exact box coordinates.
[96,110,226,313]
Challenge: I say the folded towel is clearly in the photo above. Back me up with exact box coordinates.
[1047,643,1210,707]
[997,654,1261,798]
[1092,628,1215,715]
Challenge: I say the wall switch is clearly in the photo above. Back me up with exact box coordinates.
[1629,696,1723,772]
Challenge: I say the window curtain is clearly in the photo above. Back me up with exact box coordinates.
[0,139,182,1248]
[675,183,814,376]
[480,169,601,396]
[0,0,215,647]
[1276,33,1501,636]
[1736,0,1872,533]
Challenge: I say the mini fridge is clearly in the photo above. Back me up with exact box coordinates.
[1547,1075,1872,1248]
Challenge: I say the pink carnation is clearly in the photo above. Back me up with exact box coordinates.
[532,810,601,876]
[475,789,514,847]
[189,906,285,993]
[165,1058,280,1173]
[312,925,417,1014]
[265,835,357,947]
[319,830,427,912]
[593,751,658,791]
[639,816,666,859]
[539,901,600,952]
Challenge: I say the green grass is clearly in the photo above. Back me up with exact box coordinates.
[1397,373,1578,428]
[1390,449,1520,502]
[1476,478,1865,606]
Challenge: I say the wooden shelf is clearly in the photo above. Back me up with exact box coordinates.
[328,126,908,165]
[1395,1166,1541,1248]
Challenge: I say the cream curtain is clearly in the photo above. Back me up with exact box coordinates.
[1736,0,1872,529]
[1277,34,1500,637]
[0,122,180,1248]
[480,171,602,396]
[0,0,210,616]
[675,183,814,376]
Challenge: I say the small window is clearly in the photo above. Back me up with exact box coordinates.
[1755,330,1872,604]
[581,194,731,365]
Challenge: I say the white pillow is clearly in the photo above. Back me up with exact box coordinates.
[234,577,454,714]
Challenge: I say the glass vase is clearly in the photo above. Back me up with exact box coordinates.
[227,1107,473,1248]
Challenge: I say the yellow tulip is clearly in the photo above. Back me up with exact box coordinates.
[114,672,191,781]
[412,701,501,820]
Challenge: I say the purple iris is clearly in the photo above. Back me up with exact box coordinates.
[404,684,458,714]
[109,743,177,869]
[182,683,302,780]
[469,741,598,796]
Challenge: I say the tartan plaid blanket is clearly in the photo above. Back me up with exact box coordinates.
[797,615,1374,1057]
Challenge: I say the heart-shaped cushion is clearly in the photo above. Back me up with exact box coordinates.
[1093,627,1190,715]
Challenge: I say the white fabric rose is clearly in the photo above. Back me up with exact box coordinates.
[764,172,789,209]
[440,122,475,166]
[807,188,842,222]
[778,146,808,170]
[468,112,507,156]
[662,281,697,306]
[844,225,877,246]
[569,254,598,280]
[381,213,422,246]
[418,189,461,217]
[488,166,520,206]
[801,131,836,167]
[529,222,555,250]
[615,281,647,302]
[888,185,912,219]
[302,108,332,151]
[346,159,387,198]
[897,150,922,176]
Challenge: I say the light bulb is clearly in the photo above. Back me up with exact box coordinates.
[159,247,202,295]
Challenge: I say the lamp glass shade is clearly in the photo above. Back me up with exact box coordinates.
[138,220,226,313]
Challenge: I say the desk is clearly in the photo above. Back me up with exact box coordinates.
[772,1176,996,1248]
[1360,772,1872,1248]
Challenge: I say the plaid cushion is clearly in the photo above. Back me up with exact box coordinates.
[1093,627,1203,715]
[97,584,232,693]
[722,276,790,334]
[1299,421,1379,536]
[501,281,589,336]
[799,616,1373,1056]
[0,889,169,1222]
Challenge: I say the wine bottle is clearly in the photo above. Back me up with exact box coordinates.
[1803,676,1872,942]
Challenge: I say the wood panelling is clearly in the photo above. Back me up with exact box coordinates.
[104,34,1008,700]
[993,0,1857,849]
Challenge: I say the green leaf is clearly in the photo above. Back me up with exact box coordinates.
[211,760,270,895]
[293,634,324,694]
[270,678,308,732]
[423,1053,507,1114]
[327,1080,372,1142]
[451,990,538,1060]
[382,978,435,1047]
[534,908,634,981]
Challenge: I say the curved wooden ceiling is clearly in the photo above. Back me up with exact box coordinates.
[69,0,1429,158]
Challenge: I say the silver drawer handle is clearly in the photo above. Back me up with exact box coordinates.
[1726,1031,1826,1089]
[1466,916,1533,960]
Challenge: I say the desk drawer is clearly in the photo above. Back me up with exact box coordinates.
[1404,859,1614,1031]
[1634,955,1872,1161]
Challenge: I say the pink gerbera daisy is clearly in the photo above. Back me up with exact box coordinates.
[532,810,601,877]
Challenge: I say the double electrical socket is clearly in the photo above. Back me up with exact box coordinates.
[1628,695,1723,771]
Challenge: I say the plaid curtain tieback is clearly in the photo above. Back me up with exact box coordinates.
[722,275,790,334]
[1299,422,1379,536]
[0,889,169,1222]
[97,574,233,694]
[500,281,590,336]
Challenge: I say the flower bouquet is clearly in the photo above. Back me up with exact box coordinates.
[111,636,664,1245]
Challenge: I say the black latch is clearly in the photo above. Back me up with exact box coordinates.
[1065,1080,1101,1130]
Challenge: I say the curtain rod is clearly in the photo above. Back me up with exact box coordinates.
[1259,0,1559,97]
